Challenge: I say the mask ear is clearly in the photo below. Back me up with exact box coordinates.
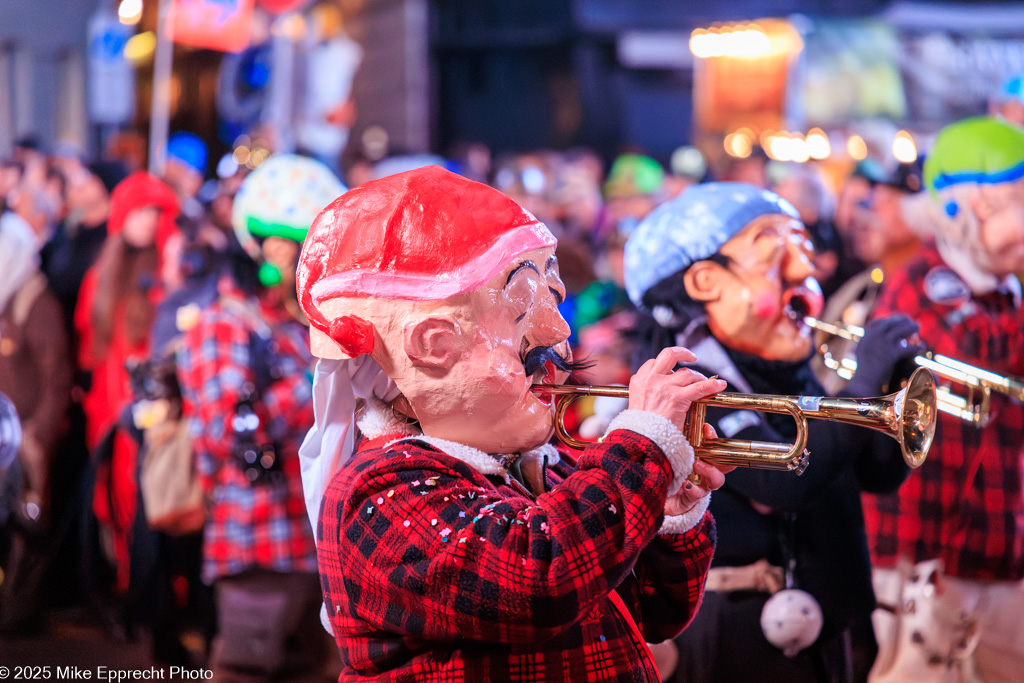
[403,317,466,370]
[683,260,727,304]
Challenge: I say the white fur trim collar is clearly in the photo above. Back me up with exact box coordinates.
[360,400,559,479]
[356,399,419,440]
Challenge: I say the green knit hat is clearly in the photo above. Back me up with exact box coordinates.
[924,117,1024,202]
[604,154,665,199]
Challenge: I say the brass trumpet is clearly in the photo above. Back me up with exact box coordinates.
[533,367,937,473]
[797,314,1024,426]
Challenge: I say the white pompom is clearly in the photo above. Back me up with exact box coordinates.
[760,589,824,657]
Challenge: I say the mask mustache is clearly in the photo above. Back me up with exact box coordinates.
[522,345,594,382]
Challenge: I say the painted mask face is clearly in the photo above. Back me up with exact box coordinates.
[406,245,571,454]
[695,214,823,362]
[977,178,1024,276]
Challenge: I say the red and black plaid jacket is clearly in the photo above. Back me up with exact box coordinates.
[177,290,318,583]
[862,245,1024,580]
[318,429,716,682]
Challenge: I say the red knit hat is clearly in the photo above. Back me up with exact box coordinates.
[298,165,555,358]
[108,171,180,259]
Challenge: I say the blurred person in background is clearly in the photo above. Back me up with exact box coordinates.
[42,164,69,228]
[49,140,87,181]
[863,117,1024,683]
[174,154,343,681]
[813,160,925,394]
[105,129,147,174]
[295,1,362,177]
[75,172,180,597]
[989,74,1024,127]
[446,140,492,184]
[716,145,769,188]
[342,152,375,189]
[550,157,603,245]
[569,310,637,442]
[624,183,924,683]
[0,207,72,632]
[770,162,845,299]
[0,392,20,483]
[44,161,127,331]
[0,159,24,214]
[832,162,879,290]
[123,213,249,667]
[163,132,208,220]
[492,152,562,231]
[599,152,666,247]
[7,183,60,247]
[0,391,22,539]
[665,145,708,199]
[204,154,248,237]
[12,136,46,184]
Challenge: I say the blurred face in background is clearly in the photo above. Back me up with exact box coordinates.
[720,157,767,189]
[262,236,301,291]
[835,175,872,243]
[66,171,110,226]
[0,163,22,201]
[163,159,203,201]
[121,206,160,248]
[853,185,918,265]
[10,186,55,242]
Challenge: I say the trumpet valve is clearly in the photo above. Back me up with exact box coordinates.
[791,449,810,475]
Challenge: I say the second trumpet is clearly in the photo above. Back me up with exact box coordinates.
[797,314,1024,426]
[533,367,937,474]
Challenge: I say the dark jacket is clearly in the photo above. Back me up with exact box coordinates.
[674,319,908,636]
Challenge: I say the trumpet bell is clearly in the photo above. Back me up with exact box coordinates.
[895,367,937,468]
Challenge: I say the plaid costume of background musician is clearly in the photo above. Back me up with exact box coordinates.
[862,245,1024,580]
[177,289,318,583]
[318,429,716,682]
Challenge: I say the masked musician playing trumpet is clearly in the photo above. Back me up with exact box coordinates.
[296,166,734,682]
[623,183,928,683]
[861,118,1024,683]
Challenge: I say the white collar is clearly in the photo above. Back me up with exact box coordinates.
[357,399,560,480]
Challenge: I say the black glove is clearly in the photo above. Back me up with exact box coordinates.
[845,314,926,397]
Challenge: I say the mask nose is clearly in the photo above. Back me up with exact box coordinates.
[526,298,571,349]
[782,236,816,284]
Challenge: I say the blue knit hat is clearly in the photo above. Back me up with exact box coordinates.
[167,132,208,175]
[624,182,799,308]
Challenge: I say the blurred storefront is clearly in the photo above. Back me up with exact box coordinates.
[434,0,1024,166]
[3,0,1024,171]
[0,0,93,156]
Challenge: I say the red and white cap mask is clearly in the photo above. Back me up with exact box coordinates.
[297,166,556,547]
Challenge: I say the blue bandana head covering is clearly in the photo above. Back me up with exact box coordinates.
[624,182,799,308]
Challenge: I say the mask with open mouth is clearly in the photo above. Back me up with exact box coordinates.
[781,279,824,335]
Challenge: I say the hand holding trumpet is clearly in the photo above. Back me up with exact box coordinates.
[627,346,736,509]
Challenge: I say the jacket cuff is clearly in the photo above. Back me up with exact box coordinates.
[606,409,694,496]
[658,493,710,535]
